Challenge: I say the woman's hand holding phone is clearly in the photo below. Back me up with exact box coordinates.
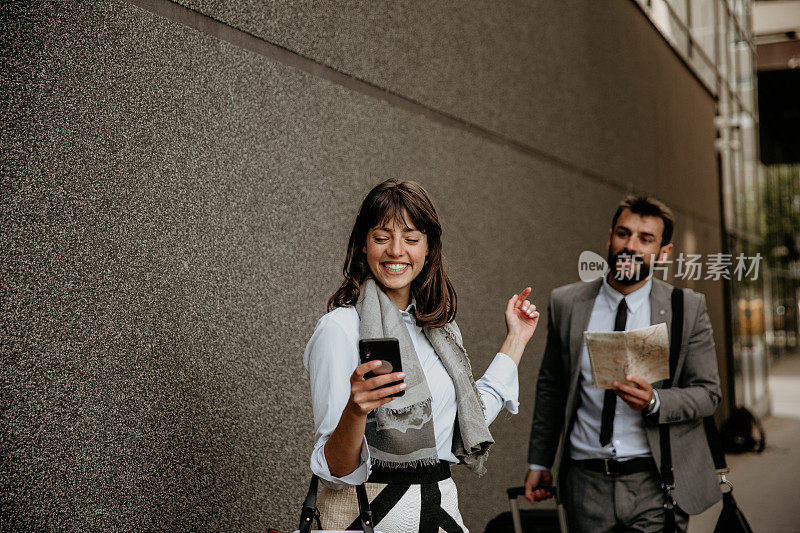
[345,361,406,417]
[326,361,406,477]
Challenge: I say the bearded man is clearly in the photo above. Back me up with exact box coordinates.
[523,195,722,533]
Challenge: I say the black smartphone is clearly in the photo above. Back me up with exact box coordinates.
[358,337,405,397]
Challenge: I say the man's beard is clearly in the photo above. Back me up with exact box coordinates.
[607,250,651,285]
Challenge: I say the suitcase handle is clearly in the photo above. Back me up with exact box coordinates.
[507,485,557,499]
[506,485,560,533]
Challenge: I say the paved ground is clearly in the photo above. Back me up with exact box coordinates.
[689,353,800,533]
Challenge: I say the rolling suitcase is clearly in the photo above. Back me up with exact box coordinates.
[484,486,561,533]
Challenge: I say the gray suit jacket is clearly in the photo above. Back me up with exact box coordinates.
[527,277,723,515]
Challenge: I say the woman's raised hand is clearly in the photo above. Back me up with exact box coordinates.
[505,287,540,344]
[344,361,407,418]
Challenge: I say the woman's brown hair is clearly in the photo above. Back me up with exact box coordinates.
[327,179,457,328]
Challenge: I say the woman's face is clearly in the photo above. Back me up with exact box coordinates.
[363,214,428,309]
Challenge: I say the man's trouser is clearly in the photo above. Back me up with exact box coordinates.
[561,458,689,533]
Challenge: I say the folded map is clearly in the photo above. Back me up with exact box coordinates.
[584,323,670,389]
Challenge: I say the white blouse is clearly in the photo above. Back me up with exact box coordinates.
[303,304,520,489]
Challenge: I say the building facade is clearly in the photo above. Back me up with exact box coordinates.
[633,0,770,416]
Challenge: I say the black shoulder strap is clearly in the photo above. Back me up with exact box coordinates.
[656,287,685,532]
[704,415,728,469]
[659,287,729,531]
[658,287,684,489]
[299,475,375,533]
[660,288,727,490]
[667,287,684,387]
[668,288,727,469]
[299,475,321,533]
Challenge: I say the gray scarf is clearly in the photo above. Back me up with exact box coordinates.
[355,278,494,475]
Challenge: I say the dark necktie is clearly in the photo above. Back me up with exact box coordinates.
[599,298,628,446]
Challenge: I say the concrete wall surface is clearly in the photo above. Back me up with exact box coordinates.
[1,0,726,531]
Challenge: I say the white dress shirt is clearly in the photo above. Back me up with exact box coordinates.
[530,276,661,471]
[304,304,520,489]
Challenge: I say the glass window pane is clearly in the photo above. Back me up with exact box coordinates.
[734,0,750,25]
[693,54,717,92]
[736,41,755,114]
[690,0,716,64]
[651,0,691,57]
[729,27,742,90]
[717,1,730,81]
[667,0,688,23]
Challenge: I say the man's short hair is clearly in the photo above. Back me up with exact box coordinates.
[611,195,675,246]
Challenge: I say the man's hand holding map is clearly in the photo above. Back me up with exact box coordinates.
[584,323,670,389]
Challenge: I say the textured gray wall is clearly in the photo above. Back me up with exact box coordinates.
[2,0,725,531]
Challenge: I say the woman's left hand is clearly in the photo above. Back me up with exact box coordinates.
[504,287,540,344]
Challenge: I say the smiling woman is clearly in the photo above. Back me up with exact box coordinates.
[301,179,540,532]
[328,179,456,328]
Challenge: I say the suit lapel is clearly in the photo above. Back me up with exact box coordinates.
[560,278,603,458]
[649,277,672,330]
[569,279,602,379]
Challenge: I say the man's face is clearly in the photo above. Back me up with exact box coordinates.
[606,209,672,285]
